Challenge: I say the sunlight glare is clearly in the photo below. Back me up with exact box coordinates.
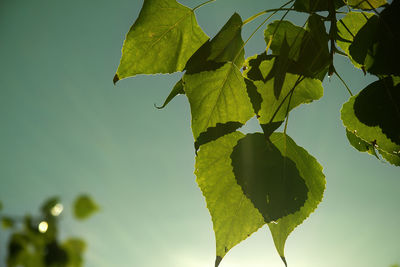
[50,203,64,216]
[38,221,48,233]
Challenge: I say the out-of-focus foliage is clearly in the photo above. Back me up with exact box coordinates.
[0,195,98,267]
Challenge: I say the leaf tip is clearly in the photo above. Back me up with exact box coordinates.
[281,256,288,267]
[113,73,119,85]
[215,256,223,267]
[153,103,165,110]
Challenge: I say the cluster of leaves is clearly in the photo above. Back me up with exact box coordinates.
[0,195,99,267]
[114,0,399,265]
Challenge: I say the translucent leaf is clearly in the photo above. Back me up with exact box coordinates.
[347,0,387,9]
[196,132,325,266]
[267,133,326,264]
[114,0,208,81]
[264,21,306,61]
[185,12,244,74]
[348,2,400,75]
[183,63,254,141]
[73,195,99,220]
[264,18,330,80]
[231,133,308,223]
[253,59,323,125]
[346,129,378,157]
[341,77,400,166]
[195,131,265,266]
[155,79,184,109]
[337,12,374,68]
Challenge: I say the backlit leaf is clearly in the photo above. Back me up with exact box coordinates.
[73,195,99,220]
[185,12,244,74]
[155,79,184,109]
[183,63,254,141]
[341,77,400,166]
[114,0,208,81]
[195,131,265,266]
[347,0,387,9]
[254,59,323,125]
[62,238,86,267]
[267,133,326,264]
[337,12,374,68]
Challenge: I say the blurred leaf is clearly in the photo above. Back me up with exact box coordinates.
[41,197,61,216]
[341,77,400,166]
[2,216,15,229]
[62,238,86,267]
[73,195,99,220]
[183,63,254,141]
[114,0,208,82]
[267,133,325,264]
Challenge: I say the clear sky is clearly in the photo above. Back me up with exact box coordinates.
[0,0,399,267]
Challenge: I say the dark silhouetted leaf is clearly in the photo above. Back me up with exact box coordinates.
[231,133,308,222]
[273,36,290,99]
[337,12,374,68]
[114,0,208,81]
[73,195,99,220]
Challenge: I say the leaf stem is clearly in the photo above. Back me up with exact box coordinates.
[192,0,216,11]
[243,8,294,25]
[334,69,353,96]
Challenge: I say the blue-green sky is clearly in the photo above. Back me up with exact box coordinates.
[0,0,399,266]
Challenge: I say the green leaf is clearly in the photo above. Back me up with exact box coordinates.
[341,77,400,166]
[231,133,308,223]
[347,2,400,75]
[264,21,306,61]
[346,129,377,155]
[2,217,14,229]
[0,201,3,211]
[264,18,330,80]
[62,238,86,267]
[337,12,374,68]
[196,131,325,266]
[114,0,208,82]
[183,62,254,141]
[195,131,265,266]
[254,59,323,125]
[155,79,184,109]
[347,0,387,9]
[267,133,326,263]
[273,36,291,99]
[73,195,99,220]
[185,12,244,74]
[293,0,344,12]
